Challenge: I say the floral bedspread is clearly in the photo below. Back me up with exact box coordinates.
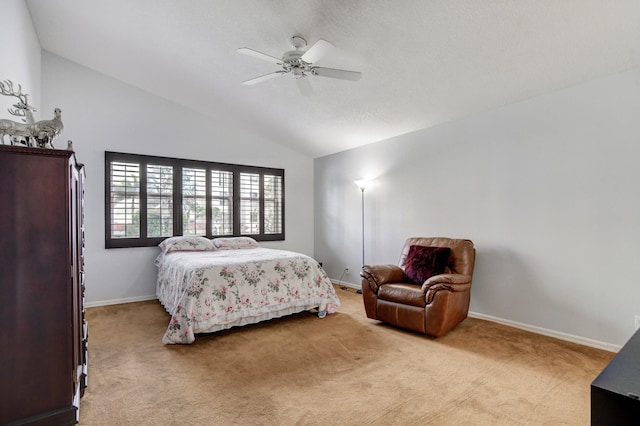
[156,247,340,344]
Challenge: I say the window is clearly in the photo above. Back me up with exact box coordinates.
[146,164,173,238]
[239,172,260,235]
[105,152,284,248]
[108,161,140,239]
[182,167,206,236]
[210,170,233,236]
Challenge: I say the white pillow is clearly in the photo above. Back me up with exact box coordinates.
[159,236,216,253]
[212,236,259,250]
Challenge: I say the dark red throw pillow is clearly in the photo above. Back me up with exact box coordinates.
[403,245,451,285]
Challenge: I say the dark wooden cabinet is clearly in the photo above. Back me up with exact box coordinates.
[0,145,87,425]
[591,328,640,425]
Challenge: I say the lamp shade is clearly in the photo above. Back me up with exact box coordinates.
[354,179,369,190]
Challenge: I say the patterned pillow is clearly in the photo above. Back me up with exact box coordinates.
[159,236,215,253]
[212,236,260,250]
[403,245,451,285]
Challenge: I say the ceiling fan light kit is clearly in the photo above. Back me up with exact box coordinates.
[237,36,362,94]
[290,36,306,50]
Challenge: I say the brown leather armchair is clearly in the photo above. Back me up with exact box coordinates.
[360,237,475,337]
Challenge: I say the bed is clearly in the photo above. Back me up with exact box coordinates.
[155,236,340,344]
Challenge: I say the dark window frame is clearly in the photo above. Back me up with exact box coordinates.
[105,151,285,248]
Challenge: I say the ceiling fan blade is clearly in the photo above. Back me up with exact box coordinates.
[242,71,287,85]
[312,67,362,81]
[301,39,334,64]
[237,47,282,64]
[296,76,313,96]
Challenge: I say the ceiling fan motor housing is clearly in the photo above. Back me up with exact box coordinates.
[282,50,310,77]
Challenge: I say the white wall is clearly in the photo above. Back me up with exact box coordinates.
[315,68,640,348]
[7,0,638,348]
[0,0,41,117]
[40,52,315,305]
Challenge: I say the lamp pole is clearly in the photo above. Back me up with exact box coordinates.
[360,185,365,266]
[354,179,369,266]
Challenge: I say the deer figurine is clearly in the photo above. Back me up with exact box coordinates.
[0,80,63,148]
[4,82,37,125]
[0,80,37,146]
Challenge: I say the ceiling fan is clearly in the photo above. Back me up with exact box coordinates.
[237,36,362,95]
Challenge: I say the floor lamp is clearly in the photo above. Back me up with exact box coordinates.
[354,179,369,267]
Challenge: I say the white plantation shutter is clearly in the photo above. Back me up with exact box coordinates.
[240,172,260,234]
[146,164,173,237]
[182,167,207,236]
[109,161,140,239]
[210,170,233,236]
[263,174,282,235]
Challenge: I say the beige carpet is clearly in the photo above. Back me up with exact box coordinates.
[81,286,613,425]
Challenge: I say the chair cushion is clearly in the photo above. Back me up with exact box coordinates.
[403,245,451,284]
[378,283,427,307]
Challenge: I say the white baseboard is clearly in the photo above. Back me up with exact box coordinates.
[468,311,621,353]
[331,279,360,289]
[86,284,621,352]
[332,278,620,352]
[85,295,157,308]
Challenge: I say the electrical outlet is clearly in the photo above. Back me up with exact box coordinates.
[635,315,640,331]
[344,266,350,274]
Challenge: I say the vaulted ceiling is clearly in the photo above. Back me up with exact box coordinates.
[26,0,640,158]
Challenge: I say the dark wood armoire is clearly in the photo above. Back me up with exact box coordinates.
[0,145,87,425]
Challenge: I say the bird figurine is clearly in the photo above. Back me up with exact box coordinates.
[32,108,64,148]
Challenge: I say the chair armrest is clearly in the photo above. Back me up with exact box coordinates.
[422,274,472,304]
[422,273,472,288]
[360,264,404,293]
